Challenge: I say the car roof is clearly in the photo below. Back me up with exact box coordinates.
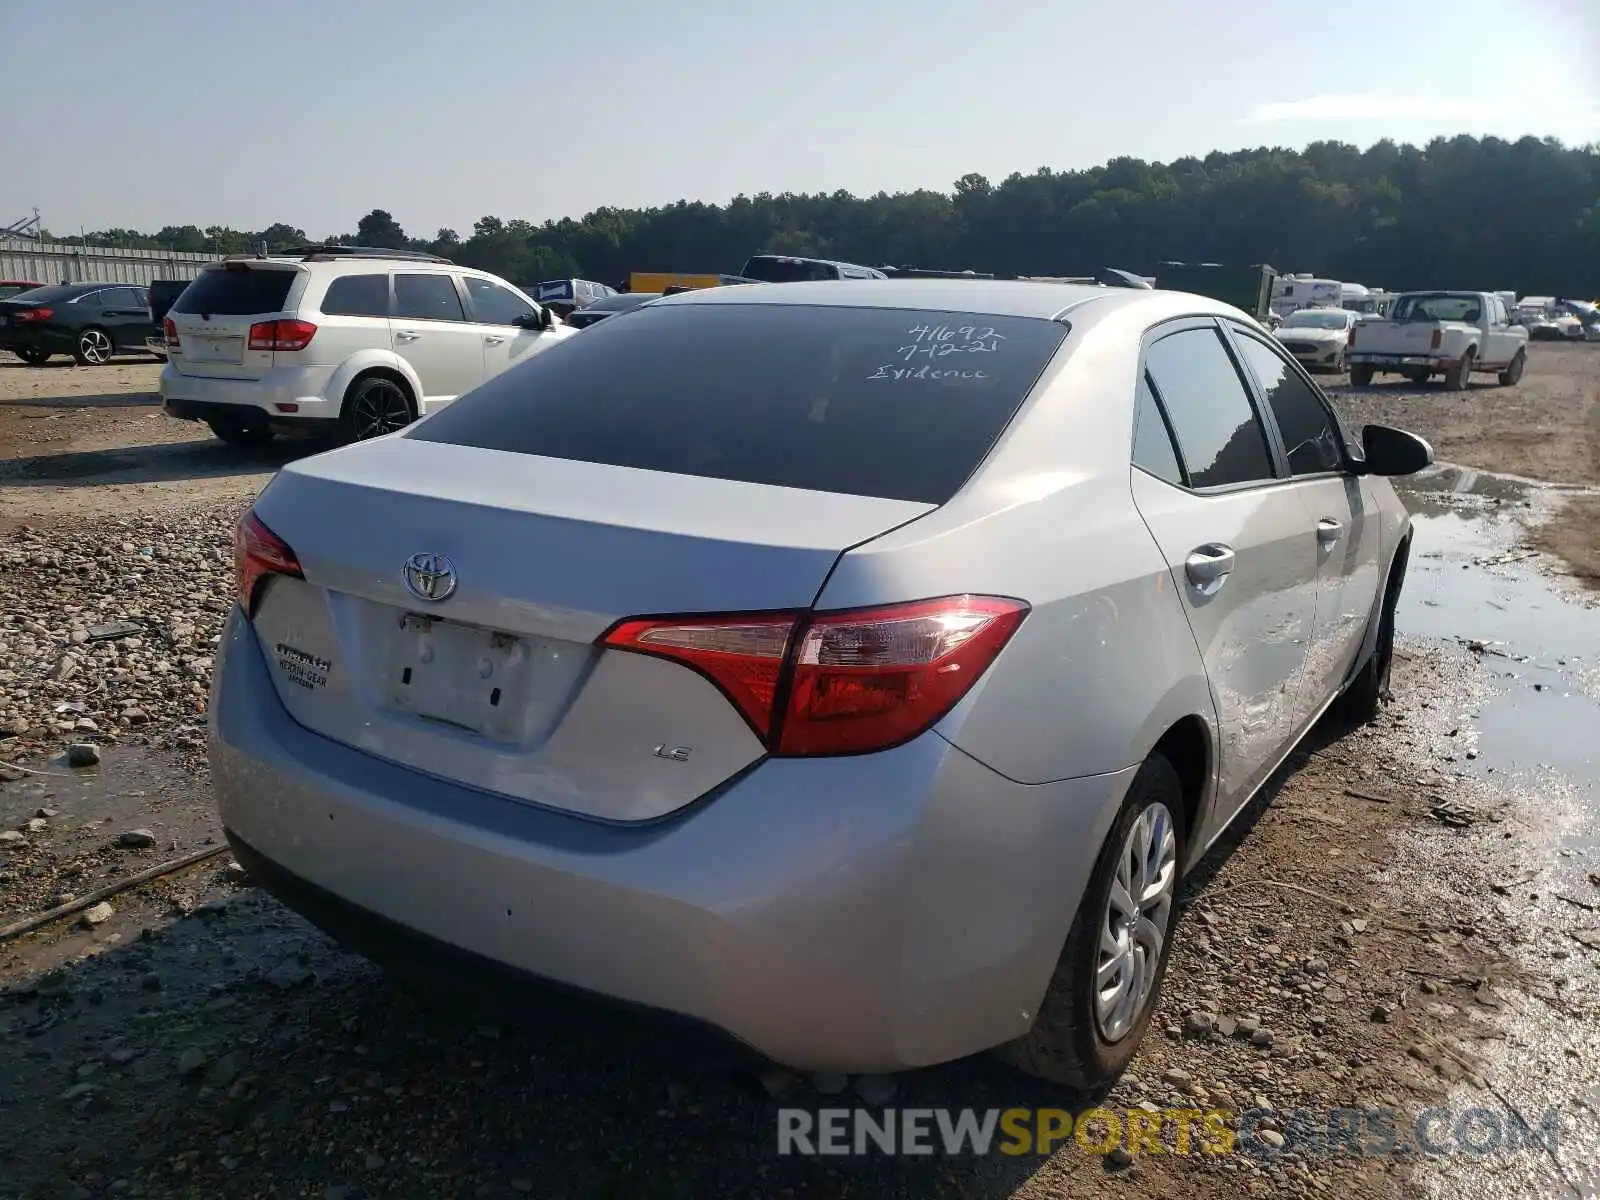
[653,278,1236,322]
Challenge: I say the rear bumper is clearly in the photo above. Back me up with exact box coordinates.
[160,359,343,423]
[209,608,1133,1073]
[0,326,71,353]
[1349,352,1446,368]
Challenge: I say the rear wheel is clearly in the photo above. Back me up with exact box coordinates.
[992,753,1184,1089]
[1497,350,1526,387]
[1445,349,1474,392]
[1349,363,1375,387]
[73,327,114,365]
[14,346,50,366]
[340,375,414,442]
[1406,368,1431,386]
[206,413,274,447]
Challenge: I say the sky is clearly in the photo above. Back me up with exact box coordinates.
[1,0,1597,240]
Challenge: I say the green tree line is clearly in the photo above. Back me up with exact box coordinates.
[43,134,1600,295]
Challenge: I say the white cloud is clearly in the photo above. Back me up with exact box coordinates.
[1241,94,1491,124]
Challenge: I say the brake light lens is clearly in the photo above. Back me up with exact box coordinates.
[602,613,795,738]
[163,317,178,348]
[600,595,1028,756]
[248,319,317,352]
[1430,327,1442,350]
[14,307,52,323]
[233,511,302,613]
[1347,325,1356,346]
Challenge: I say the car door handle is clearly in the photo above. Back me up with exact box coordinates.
[1316,518,1343,543]
[1184,543,1236,587]
[484,334,506,345]
[395,330,420,342]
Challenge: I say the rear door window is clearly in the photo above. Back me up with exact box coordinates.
[408,303,1069,504]
[320,273,391,318]
[172,268,297,316]
[1144,326,1277,489]
[393,273,467,322]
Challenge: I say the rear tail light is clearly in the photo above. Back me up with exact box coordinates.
[233,511,303,613]
[1430,328,1442,350]
[1347,325,1356,346]
[14,307,52,323]
[601,595,1029,756]
[248,319,317,352]
[163,317,178,348]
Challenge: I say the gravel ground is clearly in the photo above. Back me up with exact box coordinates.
[2,352,1599,1198]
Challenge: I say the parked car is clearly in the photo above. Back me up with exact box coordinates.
[0,280,44,302]
[144,280,192,359]
[1274,307,1358,372]
[159,245,572,446]
[739,254,887,281]
[210,280,1431,1087]
[1347,290,1529,388]
[563,291,661,329]
[0,281,154,364]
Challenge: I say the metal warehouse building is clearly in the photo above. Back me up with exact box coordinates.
[0,239,216,287]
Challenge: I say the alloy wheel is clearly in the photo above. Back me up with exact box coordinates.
[350,382,412,439]
[1094,801,1178,1043]
[79,329,113,364]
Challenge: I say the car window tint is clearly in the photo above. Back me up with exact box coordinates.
[465,277,537,325]
[1133,371,1184,486]
[393,274,466,322]
[106,287,144,308]
[1233,333,1343,476]
[408,304,1069,504]
[321,273,390,318]
[1144,327,1276,488]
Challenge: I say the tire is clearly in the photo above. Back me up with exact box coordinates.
[1333,351,1347,374]
[14,346,50,366]
[1497,350,1526,387]
[1406,369,1431,386]
[1349,363,1375,387]
[992,753,1185,1089]
[206,414,274,447]
[1338,540,1408,725]
[340,374,415,442]
[1445,349,1474,392]
[72,327,115,366]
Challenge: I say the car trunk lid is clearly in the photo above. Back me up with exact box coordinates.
[245,437,933,821]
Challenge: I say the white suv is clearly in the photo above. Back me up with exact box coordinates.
[159,246,573,445]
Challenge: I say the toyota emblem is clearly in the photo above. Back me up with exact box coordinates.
[402,552,458,602]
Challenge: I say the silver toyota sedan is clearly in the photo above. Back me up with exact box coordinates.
[210,280,1431,1088]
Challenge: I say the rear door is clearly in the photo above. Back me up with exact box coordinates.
[1129,320,1318,822]
[389,272,484,408]
[1225,323,1381,727]
[98,287,151,348]
[168,264,302,381]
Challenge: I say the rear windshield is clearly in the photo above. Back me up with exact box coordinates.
[1391,294,1482,323]
[171,266,297,316]
[408,303,1068,504]
[740,257,841,283]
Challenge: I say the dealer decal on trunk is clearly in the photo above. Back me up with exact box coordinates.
[275,643,332,691]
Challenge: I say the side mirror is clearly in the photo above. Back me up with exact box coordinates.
[1359,424,1433,477]
[513,311,545,331]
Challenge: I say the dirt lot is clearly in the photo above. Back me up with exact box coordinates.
[1,349,1599,1199]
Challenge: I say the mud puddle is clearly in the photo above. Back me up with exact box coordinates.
[1393,466,1600,1200]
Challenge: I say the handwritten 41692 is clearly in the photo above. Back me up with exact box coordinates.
[898,323,1006,361]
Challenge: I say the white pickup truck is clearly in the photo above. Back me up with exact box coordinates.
[1347,290,1529,390]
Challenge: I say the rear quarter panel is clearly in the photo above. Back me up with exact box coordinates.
[816,295,1218,785]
